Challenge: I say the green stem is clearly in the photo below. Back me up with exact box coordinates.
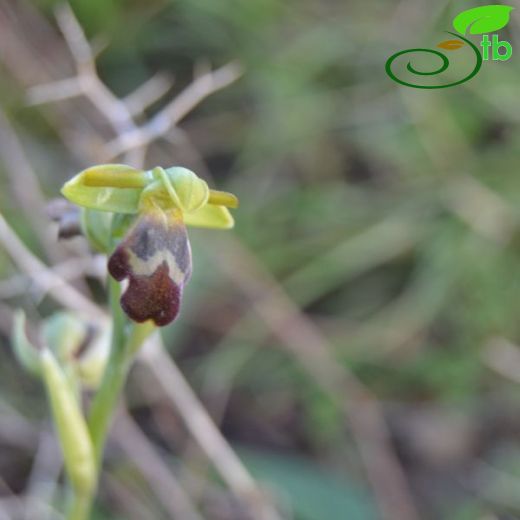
[87,295,154,466]
[88,277,129,468]
[67,275,154,519]
[67,492,92,520]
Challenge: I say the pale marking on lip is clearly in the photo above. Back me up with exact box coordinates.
[126,248,189,286]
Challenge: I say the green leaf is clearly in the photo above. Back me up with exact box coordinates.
[11,310,41,376]
[240,448,376,520]
[453,5,514,35]
[41,348,96,495]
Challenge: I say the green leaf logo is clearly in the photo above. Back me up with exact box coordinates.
[453,5,514,35]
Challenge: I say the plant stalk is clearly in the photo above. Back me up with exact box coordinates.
[88,277,130,468]
[67,492,92,520]
[68,276,154,519]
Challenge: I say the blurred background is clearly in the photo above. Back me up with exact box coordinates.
[0,0,520,518]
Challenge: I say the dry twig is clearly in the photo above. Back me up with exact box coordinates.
[26,4,241,168]
[0,109,64,263]
[212,235,420,520]
[0,256,105,300]
[0,212,105,321]
[140,337,282,520]
[103,61,242,160]
[114,410,204,520]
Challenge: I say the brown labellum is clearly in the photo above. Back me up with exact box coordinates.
[108,207,192,326]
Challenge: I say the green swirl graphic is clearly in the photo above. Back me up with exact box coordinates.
[385,32,482,89]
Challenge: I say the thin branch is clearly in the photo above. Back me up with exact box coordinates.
[211,235,420,520]
[139,337,282,520]
[26,78,83,105]
[104,62,242,159]
[0,212,105,321]
[27,4,241,169]
[50,4,136,137]
[123,72,174,116]
[0,109,64,263]
[54,4,93,66]
[114,410,204,520]
[0,255,105,299]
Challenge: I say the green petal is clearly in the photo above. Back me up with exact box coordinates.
[184,203,235,229]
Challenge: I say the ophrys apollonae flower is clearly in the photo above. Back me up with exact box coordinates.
[62,165,238,326]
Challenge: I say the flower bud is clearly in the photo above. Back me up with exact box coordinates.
[43,312,86,362]
[12,311,110,390]
[42,312,110,390]
[76,323,110,389]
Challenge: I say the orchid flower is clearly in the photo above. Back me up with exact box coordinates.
[62,165,238,326]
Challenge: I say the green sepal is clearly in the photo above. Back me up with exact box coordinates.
[61,165,143,214]
[110,213,137,243]
[80,209,113,253]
